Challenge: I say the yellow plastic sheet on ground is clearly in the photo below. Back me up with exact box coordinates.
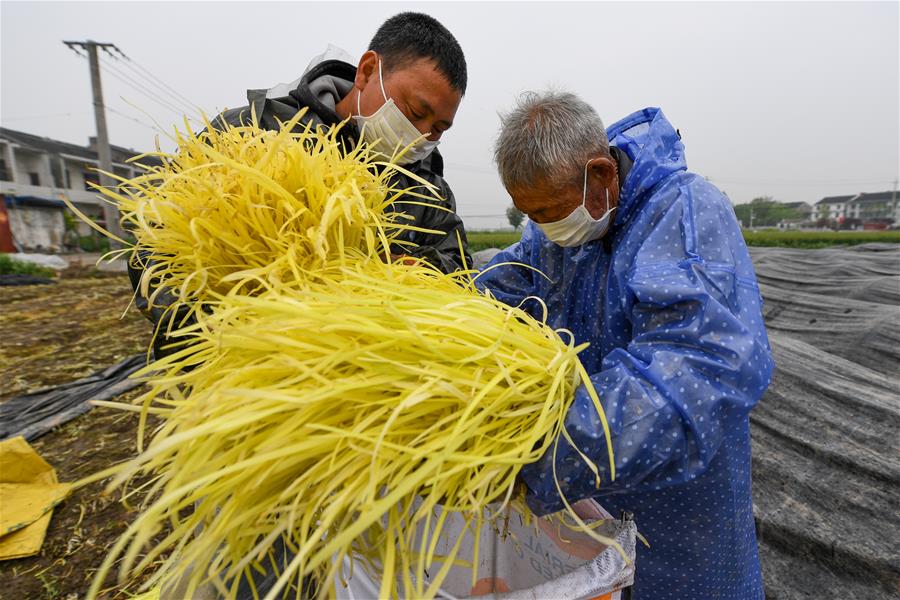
[0,436,71,560]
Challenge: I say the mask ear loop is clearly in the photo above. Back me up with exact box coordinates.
[376,59,389,101]
[356,59,390,118]
[582,161,590,207]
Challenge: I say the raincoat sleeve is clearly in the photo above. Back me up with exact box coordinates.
[473,223,540,310]
[520,183,774,516]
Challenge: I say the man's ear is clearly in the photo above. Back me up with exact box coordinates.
[587,155,618,188]
[355,51,379,91]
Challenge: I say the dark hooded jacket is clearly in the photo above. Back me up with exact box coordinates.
[212,59,470,272]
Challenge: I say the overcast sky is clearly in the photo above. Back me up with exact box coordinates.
[2,1,898,229]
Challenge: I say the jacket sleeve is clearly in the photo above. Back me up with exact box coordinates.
[520,195,775,516]
[392,173,473,274]
[127,249,196,360]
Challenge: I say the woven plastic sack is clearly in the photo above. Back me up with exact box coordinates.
[335,499,635,600]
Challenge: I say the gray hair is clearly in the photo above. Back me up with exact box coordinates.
[494,90,609,191]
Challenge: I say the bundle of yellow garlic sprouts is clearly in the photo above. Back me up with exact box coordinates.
[78,111,614,600]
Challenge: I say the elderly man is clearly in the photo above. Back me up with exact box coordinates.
[477,92,774,599]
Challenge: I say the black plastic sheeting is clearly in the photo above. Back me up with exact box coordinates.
[0,274,57,286]
[749,244,900,599]
[0,354,146,441]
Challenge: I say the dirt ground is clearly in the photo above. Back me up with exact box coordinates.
[0,272,147,402]
[0,273,165,599]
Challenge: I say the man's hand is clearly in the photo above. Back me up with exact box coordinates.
[391,254,419,266]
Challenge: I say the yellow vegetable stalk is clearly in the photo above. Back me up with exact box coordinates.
[78,111,615,599]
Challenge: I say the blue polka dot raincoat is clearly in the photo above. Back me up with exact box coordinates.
[477,107,774,599]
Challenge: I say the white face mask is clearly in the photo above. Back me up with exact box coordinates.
[537,161,616,247]
[353,60,439,165]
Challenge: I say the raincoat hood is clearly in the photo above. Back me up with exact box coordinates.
[609,107,687,227]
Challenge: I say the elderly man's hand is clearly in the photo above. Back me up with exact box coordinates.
[391,254,419,266]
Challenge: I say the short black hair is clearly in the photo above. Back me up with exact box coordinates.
[369,12,467,95]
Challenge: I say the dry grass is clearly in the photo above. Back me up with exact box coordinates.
[0,274,148,402]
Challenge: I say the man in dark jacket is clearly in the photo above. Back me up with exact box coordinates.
[131,12,472,360]
[212,12,470,273]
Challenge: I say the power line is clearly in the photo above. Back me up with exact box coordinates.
[99,48,196,115]
[1,111,92,122]
[108,46,204,115]
[106,106,159,132]
[97,54,190,118]
[65,43,193,121]
[708,177,895,187]
[99,48,197,115]
[63,43,86,58]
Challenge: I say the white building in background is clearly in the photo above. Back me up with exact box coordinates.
[812,194,854,222]
[811,191,899,228]
[845,191,900,225]
[0,127,157,252]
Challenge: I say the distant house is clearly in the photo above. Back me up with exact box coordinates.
[811,191,899,229]
[846,191,900,226]
[0,127,157,252]
[812,195,855,222]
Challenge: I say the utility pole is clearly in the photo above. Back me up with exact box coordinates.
[63,40,125,243]
[893,178,898,223]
